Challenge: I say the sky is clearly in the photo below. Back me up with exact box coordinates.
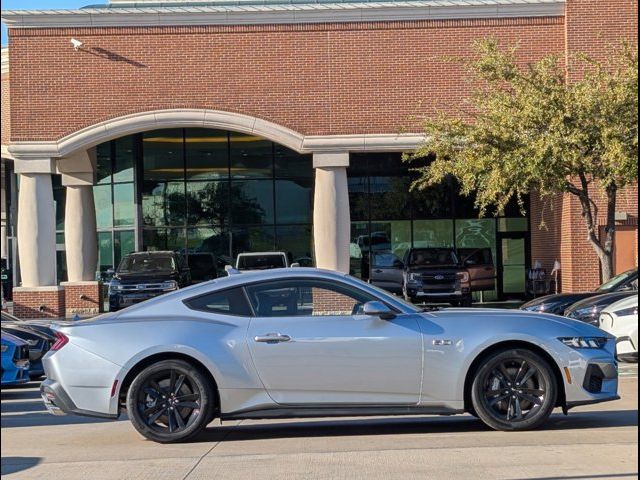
[2,0,103,46]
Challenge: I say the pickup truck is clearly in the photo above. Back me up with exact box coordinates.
[235,252,290,271]
[108,251,192,311]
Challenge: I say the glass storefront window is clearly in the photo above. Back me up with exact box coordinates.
[97,231,113,271]
[114,230,135,266]
[113,137,135,183]
[230,180,274,225]
[186,181,229,226]
[143,228,186,252]
[113,183,135,227]
[230,133,273,179]
[276,225,313,265]
[96,143,112,185]
[413,220,454,248]
[143,129,184,182]
[275,178,312,224]
[231,226,275,257]
[94,184,113,229]
[498,217,529,232]
[186,129,229,181]
[274,146,312,178]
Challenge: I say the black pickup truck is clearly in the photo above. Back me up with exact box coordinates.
[108,251,192,311]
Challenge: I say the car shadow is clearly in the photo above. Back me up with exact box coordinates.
[0,457,41,475]
[1,382,126,429]
[195,409,638,443]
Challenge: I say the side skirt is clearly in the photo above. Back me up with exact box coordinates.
[221,405,464,421]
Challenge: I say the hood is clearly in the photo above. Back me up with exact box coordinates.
[114,271,179,284]
[602,295,638,314]
[406,266,460,273]
[566,291,636,314]
[520,292,597,314]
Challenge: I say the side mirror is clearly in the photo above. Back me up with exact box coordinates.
[106,268,115,276]
[362,301,396,320]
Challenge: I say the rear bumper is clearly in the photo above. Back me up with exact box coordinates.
[40,378,118,419]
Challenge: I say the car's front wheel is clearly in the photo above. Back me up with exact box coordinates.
[126,359,216,443]
[471,348,557,431]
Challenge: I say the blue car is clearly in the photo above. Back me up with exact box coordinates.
[1,331,30,386]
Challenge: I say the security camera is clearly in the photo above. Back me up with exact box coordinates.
[70,38,83,50]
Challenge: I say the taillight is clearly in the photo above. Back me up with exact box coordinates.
[50,332,69,351]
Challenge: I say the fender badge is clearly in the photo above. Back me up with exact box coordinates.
[433,339,453,346]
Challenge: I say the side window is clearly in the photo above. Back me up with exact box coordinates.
[184,287,252,316]
[245,279,378,317]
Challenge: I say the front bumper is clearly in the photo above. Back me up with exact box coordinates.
[40,378,118,419]
[563,349,620,410]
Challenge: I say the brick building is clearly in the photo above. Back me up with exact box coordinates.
[0,0,637,317]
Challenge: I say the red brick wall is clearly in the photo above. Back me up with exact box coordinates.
[1,73,10,145]
[63,282,103,316]
[8,17,565,142]
[13,288,65,319]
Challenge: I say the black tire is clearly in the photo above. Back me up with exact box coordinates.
[471,348,557,431]
[126,359,216,443]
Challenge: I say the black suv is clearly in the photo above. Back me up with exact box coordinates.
[402,248,472,306]
[108,251,192,311]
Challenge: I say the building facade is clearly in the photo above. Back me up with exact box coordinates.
[0,0,638,317]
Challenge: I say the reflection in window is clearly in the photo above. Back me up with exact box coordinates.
[275,178,312,224]
[143,129,184,181]
[230,133,273,178]
[114,183,135,227]
[186,129,229,180]
[230,180,273,225]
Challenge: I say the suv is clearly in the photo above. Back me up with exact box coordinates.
[235,252,290,271]
[108,251,191,311]
[402,248,472,306]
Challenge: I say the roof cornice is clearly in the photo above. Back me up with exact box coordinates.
[1,0,565,28]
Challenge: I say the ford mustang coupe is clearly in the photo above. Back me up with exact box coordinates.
[41,268,619,443]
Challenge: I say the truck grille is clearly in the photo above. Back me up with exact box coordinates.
[119,284,166,293]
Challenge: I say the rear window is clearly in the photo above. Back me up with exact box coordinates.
[184,287,252,316]
[237,254,286,270]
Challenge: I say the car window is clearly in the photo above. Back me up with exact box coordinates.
[373,252,401,268]
[597,269,638,292]
[118,255,176,273]
[184,287,252,316]
[458,248,493,266]
[245,279,378,317]
[409,249,458,266]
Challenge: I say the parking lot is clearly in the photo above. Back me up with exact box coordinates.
[1,364,637,480]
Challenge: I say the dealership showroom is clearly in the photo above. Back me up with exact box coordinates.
[0,0,637,318]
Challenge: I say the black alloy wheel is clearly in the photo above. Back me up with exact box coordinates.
[127,359,215,443]
[471,348,557,431]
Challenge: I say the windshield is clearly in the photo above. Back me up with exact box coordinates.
[408,249,458,266]
[1,311,21,323]
[597,269,638,292]
[118,255,176,273]
[237,254,286,270]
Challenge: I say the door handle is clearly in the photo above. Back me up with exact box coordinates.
[374,269,383,273]
[254,333,292,343]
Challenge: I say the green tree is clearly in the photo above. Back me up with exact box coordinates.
[405,39,638,282]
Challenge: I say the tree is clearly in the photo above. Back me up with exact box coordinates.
[405,39,638,282]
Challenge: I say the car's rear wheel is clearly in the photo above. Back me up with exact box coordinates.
[126,359,215,443]
[471,348,557,431]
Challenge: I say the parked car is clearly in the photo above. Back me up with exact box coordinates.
[564,291,637,326]
[108,251,192,312]
[40,268,619,443]
[402,248,472,306]
[599,295,638,363]
[520,268,638,315]
[1,314,54,379]
[235,252,289,271]
[186,253,217,284]
[1,331,30,386]
[369,251,404,294]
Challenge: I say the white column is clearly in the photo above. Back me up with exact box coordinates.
[17,171,57,287]
[313,152,350,273]
[64,185,97,282]
[59,149,98,282]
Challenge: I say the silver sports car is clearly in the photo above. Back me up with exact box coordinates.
[41,268,619,443]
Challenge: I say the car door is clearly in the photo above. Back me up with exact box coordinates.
[369,252,404,293]
[458,248,496,291]
[245,278,422,405]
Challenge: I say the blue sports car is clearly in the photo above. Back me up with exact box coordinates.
[1,331,31,386]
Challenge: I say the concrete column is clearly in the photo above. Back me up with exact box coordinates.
[64,185,97,281]
[17,172,57,286]
[313,152,350,273]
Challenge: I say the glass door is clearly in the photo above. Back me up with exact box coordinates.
[498,233,530,300]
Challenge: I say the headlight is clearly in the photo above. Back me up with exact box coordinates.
[0,344,8,353]
[408,273,422,282]
[614,306,638,317]
[457,271,470,283]
[558,337,608,349]
[567,306,598,318]
[161,280,178,291]
[108,281,122,293]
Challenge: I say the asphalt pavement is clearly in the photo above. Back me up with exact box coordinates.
[1,364,638,480]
